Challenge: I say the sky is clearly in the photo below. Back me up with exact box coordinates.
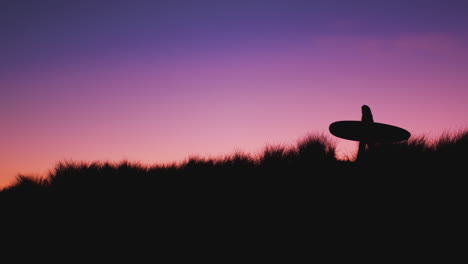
[1,0,468,188]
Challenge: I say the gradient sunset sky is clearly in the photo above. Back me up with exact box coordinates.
[1,0,468,188]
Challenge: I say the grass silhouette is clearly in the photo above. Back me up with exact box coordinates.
[2,130,467,199]
[2,130,466,250]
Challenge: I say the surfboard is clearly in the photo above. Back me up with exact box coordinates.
[329,120,411,143]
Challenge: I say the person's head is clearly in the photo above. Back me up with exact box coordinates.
[362,105,372,115]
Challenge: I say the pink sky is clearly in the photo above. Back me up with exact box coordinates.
[2,1,468,189]
[2,33,468,188]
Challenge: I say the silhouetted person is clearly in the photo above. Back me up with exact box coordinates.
[357,105,374,161]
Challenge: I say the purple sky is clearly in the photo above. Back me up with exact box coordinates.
[1,0,468,188]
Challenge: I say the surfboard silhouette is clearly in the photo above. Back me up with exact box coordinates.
[329,121,411,143]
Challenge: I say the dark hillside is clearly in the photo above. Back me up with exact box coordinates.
[1,132,466,253]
